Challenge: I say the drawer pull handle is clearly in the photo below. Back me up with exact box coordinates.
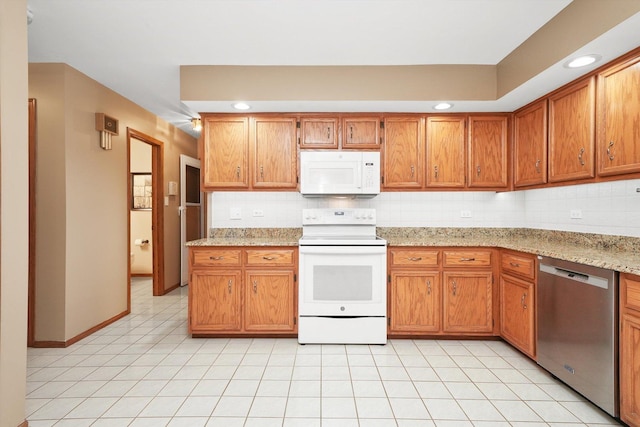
[262,256,276,261]
[607,141,615,161]
[228,279,233,294]
[452,280,457,296]
[521,293,527,309]
[535,159,541,174]
[578,147,585,166]
[408,257,422,262]
[210,256,224,261]
[509,262,520,268]
[427,280,431,295]
[460,258,475,262]
[253,280,258,293]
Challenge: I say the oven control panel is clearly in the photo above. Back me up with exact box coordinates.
[302,208,376,225]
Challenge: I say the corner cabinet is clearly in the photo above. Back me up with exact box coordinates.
[202,116,250,190]
[548,76,596,183]
[251,117,298,189]
[513,100,548,188]
[597,54,640,177]
[499,250,537,358]
[620,272,640,426]
[388,247,497,337]
[188,246,297,336]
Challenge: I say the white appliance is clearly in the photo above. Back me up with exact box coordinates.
[298,208,387,344]
[299,151,380,197]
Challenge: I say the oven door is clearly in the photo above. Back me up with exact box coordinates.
[298,245,387,316]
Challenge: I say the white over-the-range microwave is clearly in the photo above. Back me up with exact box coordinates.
[299,151,380,197]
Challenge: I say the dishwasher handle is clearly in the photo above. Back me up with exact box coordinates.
[539,263,610,289]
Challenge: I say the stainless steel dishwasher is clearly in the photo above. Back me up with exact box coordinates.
[537,256,618,417]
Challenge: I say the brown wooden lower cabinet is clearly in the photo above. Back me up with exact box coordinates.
[499,274,535,358]
[620,272,640,426]
[387,247,497,336]
[188,246,297,336]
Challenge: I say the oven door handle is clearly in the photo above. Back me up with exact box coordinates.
[299,245,387,255]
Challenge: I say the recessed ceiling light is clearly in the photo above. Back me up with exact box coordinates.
[564,54,601,68]
[232,102,251,110]
[434,102,453,110]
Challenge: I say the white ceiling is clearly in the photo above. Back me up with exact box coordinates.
[26,0,640,138]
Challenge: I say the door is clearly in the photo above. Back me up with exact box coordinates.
[189,270,242,332]
[389,271,440,333]
[442,271,493,333]
[382,117,424,189]
[425,116,466,188]
[467,115,508,188]
[500,274,535,357]
[180,154,203,286]
[245,270,296,332]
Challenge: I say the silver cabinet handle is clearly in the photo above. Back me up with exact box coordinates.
[236,166,241,179]
[426,280,431,295]
[452,280,457,296]
[253,280,258,293]
[535,159,541,174]
[410,165,415,177]
[460,258,475,262]
[408,257,422,262]
[434,165,439,179]
[262,256,275,260]
[521,293,527,309]
[578,147,585,166]
[210,256,224,260]
[476,165,481,177]
[259,165,264,180]
[607,141,615,161]
[510,262,520,268]
[350,126,354,140]
[228,279,232,294]
[327,127,331,139]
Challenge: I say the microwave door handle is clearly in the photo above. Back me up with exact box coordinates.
[355,162,362,189]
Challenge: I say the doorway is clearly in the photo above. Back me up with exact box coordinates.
[179,154,203,286]
[127,128,164,299]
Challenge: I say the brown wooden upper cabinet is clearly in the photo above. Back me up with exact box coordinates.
[382,117,424,189]
[299,117,338,149]
[342,116,382,149]
[202,115,250,190]
[597,54,640,176]
[426,116,466,188]
[467,115,508,189]
[513,100,548,188]
[251,116,298,189]
[548,76,596,183]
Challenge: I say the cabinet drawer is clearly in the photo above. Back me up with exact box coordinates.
[443,250,492,267]
[623,273,640,313]
[501,252,536,280]
[390,249,439,267]
[192,249,242,267]
[246,249,295,266]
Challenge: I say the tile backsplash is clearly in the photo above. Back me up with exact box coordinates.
[209,178,640,237]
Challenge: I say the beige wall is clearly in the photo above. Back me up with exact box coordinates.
[130,138,152,275]
[29,63,197,342]
[0,1,29,426]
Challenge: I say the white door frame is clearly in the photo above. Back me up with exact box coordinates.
[179,154,203,286]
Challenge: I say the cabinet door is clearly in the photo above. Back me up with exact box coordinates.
[442,271,492,333]
[597,56,640,176]
[500,274,535,358]
[513,100,548,187]
[467,115,508,188]
[300,117,338,149]
[202,116,249,189]
[252,117,298,188]
[548,77,596,182]
[189,271,242,332]
[621,313,640,426]
[389,271,440,333]
[426,116,466,188]
[382,117,424,189]
[245,271,296,332]
[342,117,381,149]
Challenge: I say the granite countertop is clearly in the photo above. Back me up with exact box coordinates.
[187,227,640,275]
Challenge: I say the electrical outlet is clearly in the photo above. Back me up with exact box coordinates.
[230,207,242,220]
[460,210,472,218]
[252,209,264,217]
[570,209,583,219]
